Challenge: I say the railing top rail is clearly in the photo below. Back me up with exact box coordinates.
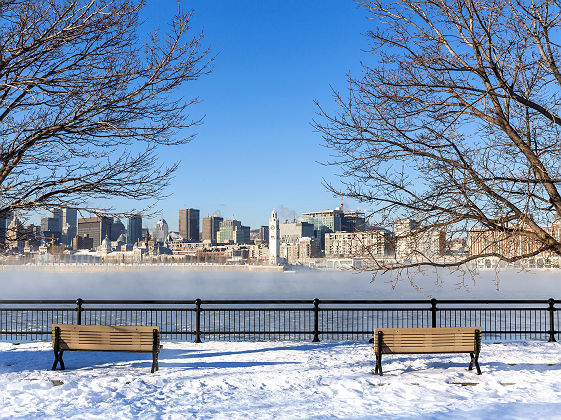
[0,300,76,304]
[0,298,558,305]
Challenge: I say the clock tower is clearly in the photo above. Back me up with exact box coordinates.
[269,209,280,265]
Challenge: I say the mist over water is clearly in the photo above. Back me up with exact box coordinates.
[0,268,559,300]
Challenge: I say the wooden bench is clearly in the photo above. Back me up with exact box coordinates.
[51,324,163,373]
[372,327,481,376]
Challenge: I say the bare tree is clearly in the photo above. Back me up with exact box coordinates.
[315,0,561,276]
[0,0,211,226]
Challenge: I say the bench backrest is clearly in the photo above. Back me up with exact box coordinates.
[52,324,159,352]
[374,327,481,354]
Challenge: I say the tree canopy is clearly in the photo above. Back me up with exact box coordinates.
[316,0,561,273]
[0,0,211,221]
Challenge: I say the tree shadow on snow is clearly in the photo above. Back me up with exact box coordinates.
[157,361,299,369]
[0,345,315,372]
[164,341,350,359]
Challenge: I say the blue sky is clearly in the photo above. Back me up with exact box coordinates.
[95,1,372,231]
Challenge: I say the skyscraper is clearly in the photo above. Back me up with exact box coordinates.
[77,216,112,248]
[217,219,241,244]
[62,208,78,245]
[111,219,126,241]
[128,215,142,244]
[179,208,200,242]
[50,208,63,233]
[202,216,223,243]
[301,209,344,250]
[154,219,169,243]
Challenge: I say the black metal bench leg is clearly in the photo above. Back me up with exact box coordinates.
[375,353,383,376]
[51,350,58,371]
[151,351,159,373]
[474,353,481,375]
[468,352,474,371]
[52,350,64,371]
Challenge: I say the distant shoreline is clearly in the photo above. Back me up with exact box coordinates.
[0,264,287,273]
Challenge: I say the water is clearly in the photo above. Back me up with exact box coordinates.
[0,267,559,300]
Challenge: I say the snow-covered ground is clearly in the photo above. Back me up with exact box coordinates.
[2,340,561,419]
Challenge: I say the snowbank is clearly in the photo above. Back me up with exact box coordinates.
[1,340,561,419]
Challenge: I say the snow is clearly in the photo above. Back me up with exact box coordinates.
[2,340,561,419]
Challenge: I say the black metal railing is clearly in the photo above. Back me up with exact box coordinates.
[0,298,558,343]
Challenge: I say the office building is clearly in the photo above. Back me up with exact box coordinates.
[111,219,126,241]
[394,218,445,259]
[259,226,269,246]
[62,208,77,229]
[154,219,169,243]
[325,229,392,258]
[50,208,63,233]
[342,211,367,232]
[280,237,321,264]
[217,219,241,244]
[73,234,94,250]
[279,221,314,244]
[6,217,24,250]
[468,218,561,260]
[0,216,6,245]
[202,216,223,243]
[61,208,77,244]
[128,215,143,244]
[40,217,60,234]
[77,216,112,248]
[233,225,251,244]
[179,208,200,242]
[301,209,344,250]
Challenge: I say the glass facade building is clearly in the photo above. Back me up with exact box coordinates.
[128,215,143,244]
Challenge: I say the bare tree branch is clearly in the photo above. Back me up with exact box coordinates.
[315,0,561,278]
[0,0,212,225]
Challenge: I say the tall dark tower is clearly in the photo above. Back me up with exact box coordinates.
[127,215,142,244]
[179,208,200,242]
[202,216,223,243]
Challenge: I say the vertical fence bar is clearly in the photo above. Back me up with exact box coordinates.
[431,298,437,328]
[194,299,202,343]
[312,298,320,342]
[548,298,556,343]
[75,298,83,325]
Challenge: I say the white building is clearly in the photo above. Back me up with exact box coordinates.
[280,236,321,264]
[269,209,280,265]
[394,218,445,259]
[154,219,169,243]
[324,229,392,259]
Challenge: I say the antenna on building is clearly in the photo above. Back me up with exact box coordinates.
[341,198,344,211]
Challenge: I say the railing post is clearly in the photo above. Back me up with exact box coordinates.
[194,298,202,343]
[75,298,83,325]
[430,298,437,328]
[312,298,320,342]
[548,298,556,343]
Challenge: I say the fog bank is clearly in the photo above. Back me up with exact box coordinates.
[0,268,559,300]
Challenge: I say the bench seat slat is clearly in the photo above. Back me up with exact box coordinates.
[372,327,482,376]
[52,324,160,353]
[374,327,481,355]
